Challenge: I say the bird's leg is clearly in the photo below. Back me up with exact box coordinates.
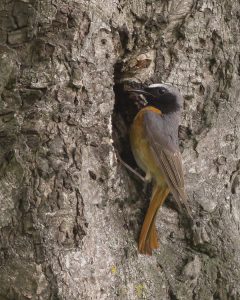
[145,172,152,182]
[175,197,194,227]
[116,152,146,182]
[143,172,152,193]
[182,202,194,226]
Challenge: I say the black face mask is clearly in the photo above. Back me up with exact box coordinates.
[143,87,181,114]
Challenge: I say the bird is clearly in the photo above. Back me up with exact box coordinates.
[128,83,192,255]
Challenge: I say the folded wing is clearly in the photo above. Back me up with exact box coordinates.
[143,110,191,216]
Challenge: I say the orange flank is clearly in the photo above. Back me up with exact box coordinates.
[130,106,169,255]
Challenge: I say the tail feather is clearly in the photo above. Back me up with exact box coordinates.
[138,185,169,255]
[149,224,159,249]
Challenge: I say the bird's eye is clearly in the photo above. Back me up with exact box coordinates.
[158,87,167,95]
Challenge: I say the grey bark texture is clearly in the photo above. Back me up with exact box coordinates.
[0,0,240,299]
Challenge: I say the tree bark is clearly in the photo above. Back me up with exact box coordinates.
[0,0,240,299]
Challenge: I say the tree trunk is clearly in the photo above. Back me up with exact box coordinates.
[0,0,240,299]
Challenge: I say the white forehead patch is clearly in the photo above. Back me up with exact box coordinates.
[148,83,163,88]
[148,83,172,89]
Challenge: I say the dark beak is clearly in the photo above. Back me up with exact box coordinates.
[126,88,153,97]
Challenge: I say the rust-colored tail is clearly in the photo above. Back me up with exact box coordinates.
[138,184,169,255]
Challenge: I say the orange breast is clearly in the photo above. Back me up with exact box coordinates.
[130,106,166,184]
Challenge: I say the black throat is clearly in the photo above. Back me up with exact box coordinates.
[147,93,180,114]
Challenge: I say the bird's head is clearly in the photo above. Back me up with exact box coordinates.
[128,83,183,114]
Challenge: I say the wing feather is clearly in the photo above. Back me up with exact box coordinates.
[144,110,191,216]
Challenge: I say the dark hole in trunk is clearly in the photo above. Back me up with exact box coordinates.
[112,62,143,171]
[112,62,153,236]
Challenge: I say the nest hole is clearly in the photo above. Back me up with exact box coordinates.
[112,62,153,233]
[112,62,144,171]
